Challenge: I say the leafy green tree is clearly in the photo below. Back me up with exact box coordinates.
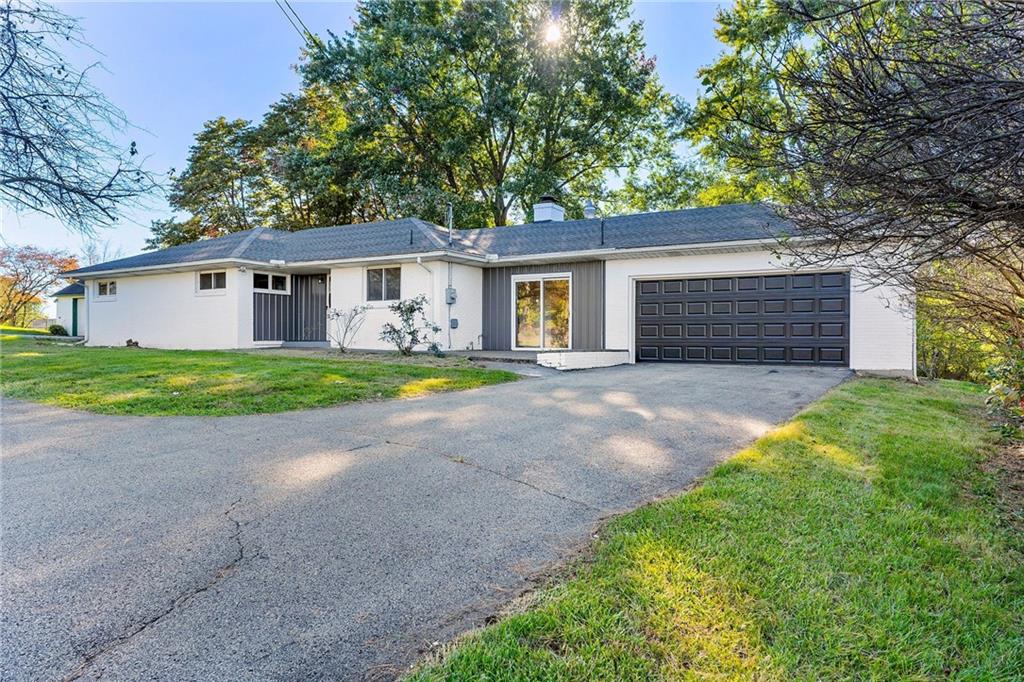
[148,92,383,248]
[688,0,1024,425]
[303,0,683,226]
[149,0,694,248]
[684,0,839,200]
[145,217,206,249]
[252,86,376,229]
[146,118,263,247]
[607,156,769,214]
[180,118,260,232]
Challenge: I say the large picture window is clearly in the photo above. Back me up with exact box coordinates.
[367,266,401,301]
[514,275,570,349]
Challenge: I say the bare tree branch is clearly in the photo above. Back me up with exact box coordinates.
[707,0,1024,345]
[0,1,158,234]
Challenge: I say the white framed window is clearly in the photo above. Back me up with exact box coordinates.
[253,271,289,294]
[96,280,117,299]
[366,266,401,302]
[197,270,227,295]
[511,273,571,350]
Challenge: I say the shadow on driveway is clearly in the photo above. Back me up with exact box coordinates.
[1,363,848,680]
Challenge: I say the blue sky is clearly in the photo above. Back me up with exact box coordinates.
[1,1,726,263]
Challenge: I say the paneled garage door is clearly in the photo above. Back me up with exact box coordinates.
[635,272,849,365]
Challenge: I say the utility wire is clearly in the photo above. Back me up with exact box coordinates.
[274,0,306,42]
[283,0,315,40]
[273,0,325,54]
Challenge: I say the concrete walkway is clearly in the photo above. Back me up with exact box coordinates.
[1,364,848,680]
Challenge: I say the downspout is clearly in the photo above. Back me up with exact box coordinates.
[81,284,90,346]
[445,202,455,351]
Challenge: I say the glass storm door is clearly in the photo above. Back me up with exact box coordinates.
[515,277,569,349]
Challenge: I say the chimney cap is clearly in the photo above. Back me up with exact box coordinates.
[583,198,597,219]
[538,193,558,204]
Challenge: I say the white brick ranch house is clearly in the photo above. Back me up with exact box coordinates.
[67,201,916,376]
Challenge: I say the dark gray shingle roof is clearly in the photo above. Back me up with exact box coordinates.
[53,281,84,297]
[68,228,280,276]
[69,203,791,275]
[457,203,791,256]
[274,218,489,262]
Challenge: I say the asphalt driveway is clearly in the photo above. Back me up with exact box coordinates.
[1,363,848,680]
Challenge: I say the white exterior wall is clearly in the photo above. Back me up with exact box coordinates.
[85,269,251,349]
[848,271,915,375]
[438,262,484,350]
[603,250,915,375]
[54,296,86,336]
[328,260,484,351]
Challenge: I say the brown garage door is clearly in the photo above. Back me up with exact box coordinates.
[635,272,849,365]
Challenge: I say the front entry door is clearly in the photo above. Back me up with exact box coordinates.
[514,276,570,349]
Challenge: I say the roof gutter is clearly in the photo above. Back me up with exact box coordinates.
[283,250,490,268]
[69,250,491,278]
[67,236,806,277]
[68,257,269,279]
[483,236,804,264]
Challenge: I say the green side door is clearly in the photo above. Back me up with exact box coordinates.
[71,298,78,336]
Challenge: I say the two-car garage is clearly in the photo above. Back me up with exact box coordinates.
[634,271,850,366]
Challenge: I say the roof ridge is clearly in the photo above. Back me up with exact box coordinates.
[409,218,449,249]
[230,227,266,259]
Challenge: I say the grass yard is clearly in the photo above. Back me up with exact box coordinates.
[0,336,516,416]
[0,324,50,335]
[412,379,1024,680]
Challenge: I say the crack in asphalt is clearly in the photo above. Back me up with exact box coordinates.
[277,415,606,512]
[381,439,605,513]
[265,417,605,512]
[62,499,252,681]
[57,430,590,680]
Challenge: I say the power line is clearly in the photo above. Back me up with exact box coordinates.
[274,0,306,43]
[283,0,315,40]
[274,0,324,55]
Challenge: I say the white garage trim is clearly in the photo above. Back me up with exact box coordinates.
[604,251,915,376]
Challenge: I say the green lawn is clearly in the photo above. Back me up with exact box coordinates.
[412,379,1024,680]
[0,336,517,416]
[1,324,50,335]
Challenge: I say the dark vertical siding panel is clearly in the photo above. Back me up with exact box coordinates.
[253,273,327,342]
[570,261,603,350]
[481,268,491,349]
[278,294,283,338]
[254,292,278,341]
[295,276,302,340]
[290,276,301,340]
[481,261,604,350]
[272,295,280,340]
